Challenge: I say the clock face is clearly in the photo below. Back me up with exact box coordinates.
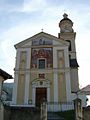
[64,26,70,32]
[61,23,73,32]
[64,24,72,32]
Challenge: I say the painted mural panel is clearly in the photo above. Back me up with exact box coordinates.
[19,51,27,69]
[31,48,53,69]
[32,38,52,46]
[58,50,65,68]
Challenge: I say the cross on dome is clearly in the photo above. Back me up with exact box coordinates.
[63,13,68,18]
[41,28,43,32]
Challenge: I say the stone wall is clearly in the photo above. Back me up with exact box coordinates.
[4,106,40,120]
[83,106,90,120]
[4,105,11,120]
[0,103,4,120]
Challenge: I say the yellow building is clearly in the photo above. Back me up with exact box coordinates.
[12,13,86,111]
[0,69,13,98]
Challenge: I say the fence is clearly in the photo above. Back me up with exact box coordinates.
[47,102,74,112]
[28,100,74,112]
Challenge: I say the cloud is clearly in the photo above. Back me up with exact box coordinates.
[22,0,47,12]
[0,0,90,87]
[0,2,22,13]
[0,0,51,13]
[0,10,60,78]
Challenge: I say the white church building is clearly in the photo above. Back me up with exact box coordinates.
[12,13,86,111]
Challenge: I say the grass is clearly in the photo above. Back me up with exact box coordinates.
[57,110,75,120]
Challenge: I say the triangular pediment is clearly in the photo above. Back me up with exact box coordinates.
[15,32,69,49]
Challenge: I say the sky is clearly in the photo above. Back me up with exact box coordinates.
[0,0,90,90]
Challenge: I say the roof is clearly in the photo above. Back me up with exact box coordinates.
[14,31,69,49]
[0,69,13,80]
[79,85,90,95]
[60,17,73,23]
[69,59,79,68]
[59,13,73,25]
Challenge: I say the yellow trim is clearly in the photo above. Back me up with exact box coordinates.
[58,73,67,102]
[17,74,25,104]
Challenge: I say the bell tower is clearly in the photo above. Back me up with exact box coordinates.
[58,13,76,59]
[58,13,79,92]
[59,13,73,33]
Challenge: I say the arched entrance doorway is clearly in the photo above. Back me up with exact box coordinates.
[31,78,50,107]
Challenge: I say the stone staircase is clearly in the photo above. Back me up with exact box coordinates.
[47,112,65,120]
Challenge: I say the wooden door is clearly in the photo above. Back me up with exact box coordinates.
[36,88,47,106]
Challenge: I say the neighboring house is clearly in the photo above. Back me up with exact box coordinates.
[2,83,13,101]
[0,69,13,100]
[0,69,13,120]
[79,85,90,105]
[12,13,87,111]
[80,85,90,95]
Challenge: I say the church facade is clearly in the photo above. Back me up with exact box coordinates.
[12,14,86,110]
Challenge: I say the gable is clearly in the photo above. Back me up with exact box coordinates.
[14,32,69,49]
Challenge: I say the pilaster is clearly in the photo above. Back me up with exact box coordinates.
[64,47,71,101]
[24,71,30,104]
[15,50,20,69]
[47,87,50,102]
[24,48,31,104]
[54,72,58,102]
[32,87,35,105]
[12,71,18,104]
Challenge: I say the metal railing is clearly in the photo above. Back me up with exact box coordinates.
[28,100,74,112]
[47,102,74,112]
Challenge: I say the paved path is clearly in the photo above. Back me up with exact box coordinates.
[48,112,65,120]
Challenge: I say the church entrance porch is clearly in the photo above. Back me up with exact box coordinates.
[36,88,47,107]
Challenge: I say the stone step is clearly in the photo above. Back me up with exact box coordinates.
[48,112,65,120]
